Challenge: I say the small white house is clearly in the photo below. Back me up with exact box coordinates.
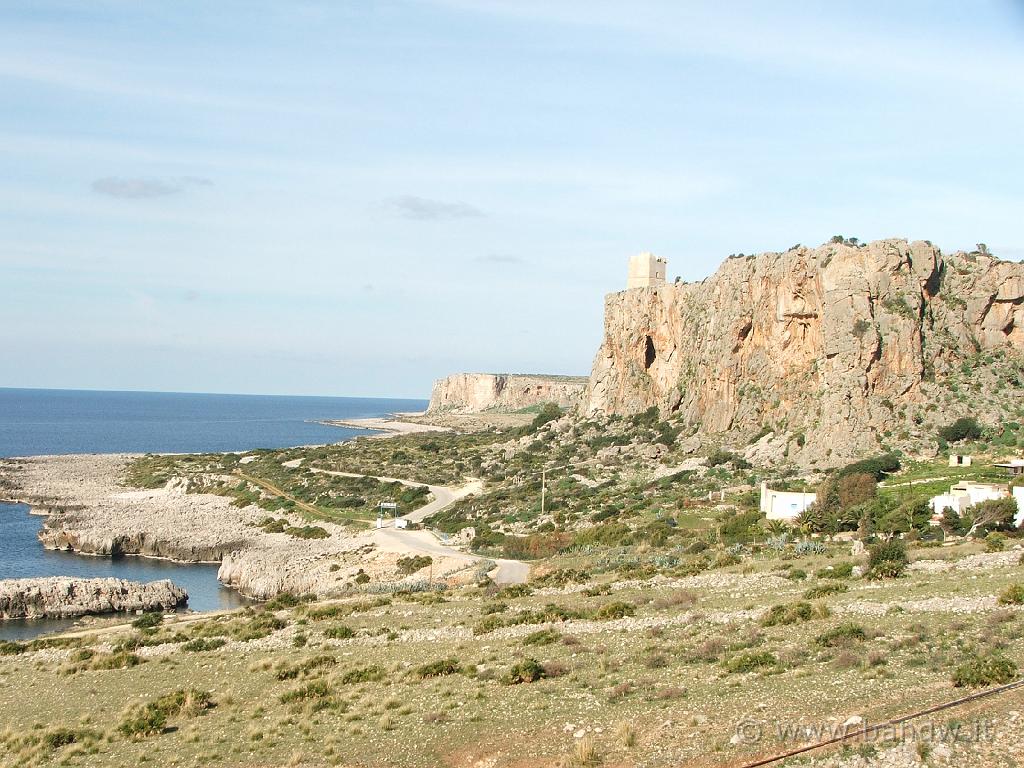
[995,459,1024,477]
[949,454,972,467]
[760,481,817,522]
[929,480,1022,524]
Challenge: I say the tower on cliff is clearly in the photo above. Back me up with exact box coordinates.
[627,252,667,289]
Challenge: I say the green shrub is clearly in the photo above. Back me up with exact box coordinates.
[505,658,547,684]
[91,651,142,670]
[724,651,778,674]
[263,592,315,611]
[131,612,164,631]
[0,641,26,656]
[182,637,227,652]
[867,539,908,579]
[816,561,854,579]
[41,728,97,750]
[762,601,815,627]
[985,532,1007,552]
[119,689,214,738]
[803,582,849,600]
[952,651,1017,687]
[397,555,432,575]
[287,525,330,539]
[522,628,561,646]
[338,664,385,684]
[275,654,337,680]
[938,417,982,443]
[280,680,333,703]
[593,601,636,620]
[836,453,901,481]
[416,658,462,678]
[815,622,867,648]
[998,584,1024,605]
[324,625,356,640]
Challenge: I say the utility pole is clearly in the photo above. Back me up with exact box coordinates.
[541,467,547,516]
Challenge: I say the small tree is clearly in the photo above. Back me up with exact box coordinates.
[967,497,1019,536]
[867,539,908,579]
[838,473,877,509]
[938,417,982,443]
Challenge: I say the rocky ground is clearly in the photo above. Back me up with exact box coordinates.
[0,577,186,619]
[0,535,1022,768]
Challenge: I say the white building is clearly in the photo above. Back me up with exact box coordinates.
[929,480,1021,523]
[627,252,667,289]
[995,459,1024,477]
[949,454,972,467]
[760,481,817,522]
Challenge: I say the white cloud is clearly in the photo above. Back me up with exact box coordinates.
[91,176,212,199]
[384,195,484,220]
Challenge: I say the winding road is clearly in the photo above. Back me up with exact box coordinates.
[291,465,529,584]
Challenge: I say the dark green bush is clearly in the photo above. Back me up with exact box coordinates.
[762,601,814,627]
[815,622,867,648]
[324,625,356,639]
[867,539,908,579]
[416,657,462,678]
[938,417,982,443]
[593,601,636,620]
[952,651,1017,687]
[998,584,1024,605]
[182,637,227,652]
[131,612,164,631]
[725,651,778,674]
[505,658,547,684]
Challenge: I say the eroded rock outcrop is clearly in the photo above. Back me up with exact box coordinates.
[428,373,587,413]
[0,577,187,619]
[586,239,1024,465]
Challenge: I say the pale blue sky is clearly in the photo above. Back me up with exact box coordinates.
[2,1,1022,398]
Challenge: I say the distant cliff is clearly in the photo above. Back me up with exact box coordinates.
[428,373,588,413]
[586,239,1024,465]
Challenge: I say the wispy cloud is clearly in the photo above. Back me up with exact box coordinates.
[475,253,524,265]
[384,195,484,220]
[91,176,212,199]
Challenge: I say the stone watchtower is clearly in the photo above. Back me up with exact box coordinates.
[626,252,667,289]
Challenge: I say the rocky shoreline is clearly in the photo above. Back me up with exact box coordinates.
[0,577,187,620]
[0,454,476,601]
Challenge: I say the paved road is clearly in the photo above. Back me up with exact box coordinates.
[300,467,528,584]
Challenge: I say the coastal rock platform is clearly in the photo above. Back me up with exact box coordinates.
[0,577,187,619]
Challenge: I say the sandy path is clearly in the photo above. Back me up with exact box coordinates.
[304,467,525,584]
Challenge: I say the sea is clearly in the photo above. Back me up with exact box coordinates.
[0,388,427,640]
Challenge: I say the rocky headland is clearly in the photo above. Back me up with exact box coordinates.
[587,239,1024,465]
[428,373,587,413]
[0,577,187,620]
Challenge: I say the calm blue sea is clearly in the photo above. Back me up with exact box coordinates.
[0,388,426,458]
[0,388,427,640]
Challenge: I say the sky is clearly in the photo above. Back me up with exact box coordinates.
[2,1,1023,399]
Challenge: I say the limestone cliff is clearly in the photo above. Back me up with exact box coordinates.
[586,239,1024,465]
[428,373,587,413]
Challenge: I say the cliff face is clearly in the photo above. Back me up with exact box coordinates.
[586,239,1024,464]
[428,373,587,413]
